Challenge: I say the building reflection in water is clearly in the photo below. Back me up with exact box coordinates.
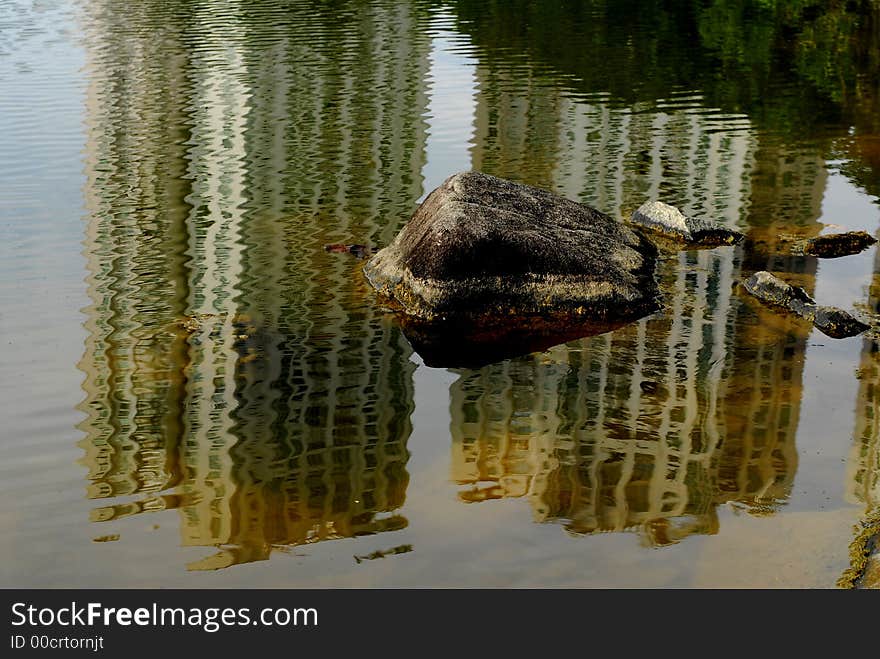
[448,47,835,546]
[449,308,806,547]
[450,0,880,552]
[73,0,879,572]
[76,0,427,570]
[848,251,880,513]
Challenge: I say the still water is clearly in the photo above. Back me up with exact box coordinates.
[1,0,878,587]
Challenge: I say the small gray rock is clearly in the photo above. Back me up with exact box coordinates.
[742,271,815,310]
[742,271,868,339]
[631,201,744,246]
[631,201,691,240]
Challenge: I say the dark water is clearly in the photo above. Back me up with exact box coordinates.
[1,0,878,587]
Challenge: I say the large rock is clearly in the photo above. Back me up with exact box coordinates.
[630,200,744,246]
[363,171,659,322]
[742,271,869,339]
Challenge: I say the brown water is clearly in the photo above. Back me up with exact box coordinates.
[1,0,879,588]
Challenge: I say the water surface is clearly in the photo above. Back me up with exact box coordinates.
[1,0,879,587]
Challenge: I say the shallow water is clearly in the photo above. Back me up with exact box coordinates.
[1,0,878,587]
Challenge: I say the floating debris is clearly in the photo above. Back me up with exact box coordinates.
[176,317,202,333]
[354,544,413,564]
[803,231,877,258]
[324,243,371,259]
[92,534,120,543]
[174,313,220,334]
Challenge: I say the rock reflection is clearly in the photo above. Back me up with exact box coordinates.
[76,0,427,570]
[401,314,636,369]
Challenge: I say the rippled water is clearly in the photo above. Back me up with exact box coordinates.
[1,0,878,587]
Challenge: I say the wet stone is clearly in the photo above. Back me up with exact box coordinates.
[742,271,869,339]
[631,201,690,240]
[804,231,877,258]
[741,271,814,310]
[630,200,744,247]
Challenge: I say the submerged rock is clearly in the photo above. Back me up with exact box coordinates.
[363,171,659,323]
[687,217,746,246]
[630,201,744,247]
[803,231,877,258]
[742,271,869,339]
